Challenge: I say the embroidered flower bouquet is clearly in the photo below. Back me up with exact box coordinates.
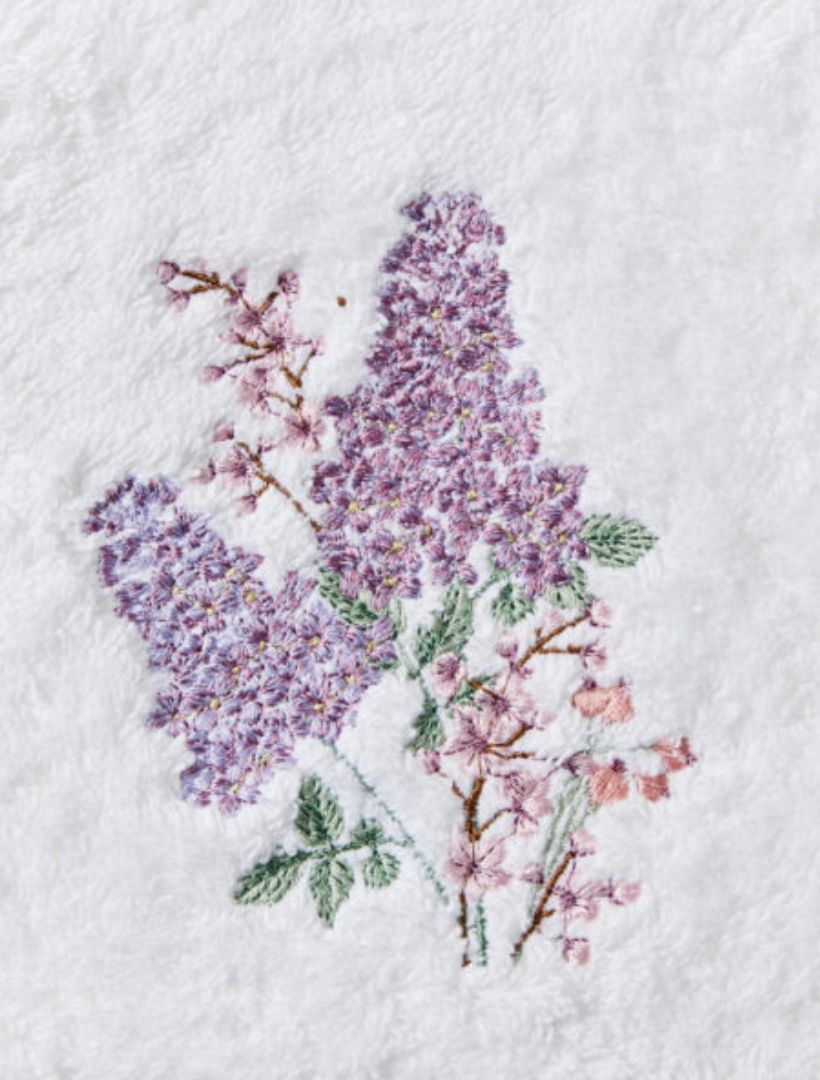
[85,194,694,967]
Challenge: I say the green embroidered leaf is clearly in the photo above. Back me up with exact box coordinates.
[316,566,379,628]
[309,857,354,927]
[580,515,658,568]
[295,775,344,846]
[407,694,444,751]
[234,851,307,906]
[545,564,593,611]
[414,581,474,666]
[491,582,535,626]
[349,818,386,848]
[362,849,401,889]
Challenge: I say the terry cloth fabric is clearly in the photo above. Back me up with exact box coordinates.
[1,3,818,1078]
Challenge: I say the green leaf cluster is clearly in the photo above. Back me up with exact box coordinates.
[235,775,403,927]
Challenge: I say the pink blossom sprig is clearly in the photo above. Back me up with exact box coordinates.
[423,604,695,966]
[158,260,327,519]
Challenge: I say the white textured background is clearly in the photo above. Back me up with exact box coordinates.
[2,2,819,1077]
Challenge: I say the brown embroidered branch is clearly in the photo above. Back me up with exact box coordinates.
[173,266,318,416]
[458,889,470,968]
[511,849,573,959]
[236,441,321,532]
[518,613,590,668]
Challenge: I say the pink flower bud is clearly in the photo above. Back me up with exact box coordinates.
[157,260,179,285]
[277,270,300,297]
[589,599,612,628]
[496,633,519,659]
[202,365,226,383]
[167,289,190,311]
[213,419,235,443]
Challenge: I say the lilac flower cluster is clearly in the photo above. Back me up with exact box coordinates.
[311,194,589,608]
[84,477,395,813]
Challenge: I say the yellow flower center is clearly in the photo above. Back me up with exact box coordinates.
[391,539,403,552]
[466,489,478,501]
[348,501,360,513]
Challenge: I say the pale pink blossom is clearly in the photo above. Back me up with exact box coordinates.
[280,404,327,452]
[580,642,608,670]
[571,681,634,725]
[157,260,178,285]
[588,599,612,628]
[213,419,235,443]
[496,633,519,660]
[448,836,511,899]
[420,750,441,774]
[218,446,253,486]
[651,737,696,772]
[587,761,630,805]
[192,460,216,485]
[612,881,641,904]
[569,828,597,857]
[562,936,591,965]
[503,772,553,834]
[167,289,190,311]
[635,773,670,802]
[521,862,544,884]
[431,652,465,699]
[443,705,516,776]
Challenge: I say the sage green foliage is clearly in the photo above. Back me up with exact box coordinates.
[295,774,344,846]
[580,515,657,568]
[361,848,401,888]
[316,566,379,628]
[234,774,403,926]
[309,857,355,926]
[491,581,534,626]
[232,851,308,906]
[407,692,444,751]
[544,563,593,611]
[414,581,474,667]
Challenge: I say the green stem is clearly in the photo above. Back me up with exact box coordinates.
[330,744,449,905]
[528,777,591,915]
[474,900,489,967]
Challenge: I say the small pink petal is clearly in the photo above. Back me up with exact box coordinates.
[213,419,235,443]
[588,766,630,806]
[157,260,179,285]
[496,633,519,659]
[167,289,190,311]
[635,774,670,802]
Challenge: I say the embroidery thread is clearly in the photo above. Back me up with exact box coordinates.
[85,193,695,966]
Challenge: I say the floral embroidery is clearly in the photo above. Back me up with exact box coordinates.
[85,193,695,966]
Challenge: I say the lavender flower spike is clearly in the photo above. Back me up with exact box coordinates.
[84,477,395,813]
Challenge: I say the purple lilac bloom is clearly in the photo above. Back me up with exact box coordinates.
[84,477,395,813]
[311,193,590,607]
